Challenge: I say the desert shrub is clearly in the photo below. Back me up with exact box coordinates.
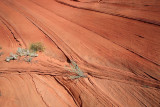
[24,57,33,62]
[17,47,38,57]
[6,53,18,62]
[0,46,2,50]
[17,47,38,63]
[66,60,86,79]
[29,42,45,52]
[6,47,38,62]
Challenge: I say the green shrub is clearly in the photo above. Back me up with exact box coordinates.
[29,42,45,52]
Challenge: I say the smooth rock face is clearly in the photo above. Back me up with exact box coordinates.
[0,0,160,107]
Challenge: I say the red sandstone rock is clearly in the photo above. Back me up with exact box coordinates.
[0,0,160,107]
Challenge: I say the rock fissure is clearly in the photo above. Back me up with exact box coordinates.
[0,19,21,46]
[29,74,49,107]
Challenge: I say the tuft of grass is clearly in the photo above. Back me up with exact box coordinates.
[29,42,45,52]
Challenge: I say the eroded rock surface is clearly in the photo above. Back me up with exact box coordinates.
[0,0,160,107]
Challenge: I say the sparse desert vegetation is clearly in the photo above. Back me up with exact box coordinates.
[66,60,86,79]
[6,47,39,62]
[29,42,45,52]
[6,53,18,62]
[5,42,44,62]
[0,0,160,107]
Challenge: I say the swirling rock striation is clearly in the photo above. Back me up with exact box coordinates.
[0,0,160,107]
